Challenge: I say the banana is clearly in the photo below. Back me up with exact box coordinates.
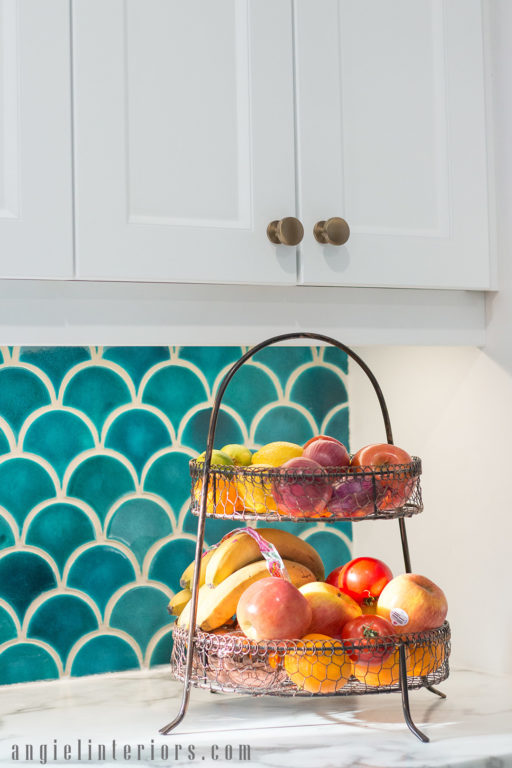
[205,528,325,586]
[179,548,216,589]
[178,558,316,632]
[168,588,192,617]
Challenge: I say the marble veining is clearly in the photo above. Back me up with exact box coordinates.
[0,668,510,767]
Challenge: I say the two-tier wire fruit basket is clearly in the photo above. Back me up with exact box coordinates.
[159,333,450,743]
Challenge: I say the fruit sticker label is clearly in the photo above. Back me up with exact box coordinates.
[389,608,409,627]
[208,527,291,581]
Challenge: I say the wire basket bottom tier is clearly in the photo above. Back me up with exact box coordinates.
[171,623,450,698]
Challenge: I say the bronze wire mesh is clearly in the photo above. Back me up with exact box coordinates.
[171,621,450,696]
[189,458,423,522]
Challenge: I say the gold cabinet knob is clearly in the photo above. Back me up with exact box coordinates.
[313,217,350,245]
[267,217,304,246]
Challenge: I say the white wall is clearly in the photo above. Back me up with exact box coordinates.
[348,0,512,676]
[348,346,512,675]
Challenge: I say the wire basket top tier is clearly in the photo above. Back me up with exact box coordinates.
[189,456,422,522]
[190,331,423,523]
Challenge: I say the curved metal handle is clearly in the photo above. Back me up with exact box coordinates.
[267,217,304,245]
[314,217,350,245]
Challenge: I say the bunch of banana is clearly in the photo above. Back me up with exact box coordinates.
[177,558,316,632]
[205,528,324,586]
[179,548,216,589]
[174,528,324,632]
[168,588,191,617]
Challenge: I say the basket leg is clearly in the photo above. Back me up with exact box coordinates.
[398,646,429,743]
[159,467,210,735]
[425,683,447,699]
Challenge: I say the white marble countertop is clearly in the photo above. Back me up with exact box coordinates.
[0,667,511,767]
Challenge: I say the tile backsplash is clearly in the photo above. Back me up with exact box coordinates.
[0,346,351,685]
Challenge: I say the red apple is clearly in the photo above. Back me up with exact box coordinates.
[351,443,415,510]
[237,577,312,641]
[303,437,350,468]
[376,573,448,634]
[272,457,333,517]
[299,582,361,636]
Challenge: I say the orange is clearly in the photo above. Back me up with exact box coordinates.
[284,633,352,693]
[352,649,401,687]
[406,642,445,677]
[193,476,239,516]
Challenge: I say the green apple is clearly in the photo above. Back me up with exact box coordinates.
[196,449,234,466]
[221,444,253,466]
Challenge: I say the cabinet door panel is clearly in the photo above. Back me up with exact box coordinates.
[0,0,73,278]
[73,0,297,284]
[296,0,490,289]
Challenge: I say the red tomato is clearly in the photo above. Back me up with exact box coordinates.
[341,615,396,663]
[326,557,393,608]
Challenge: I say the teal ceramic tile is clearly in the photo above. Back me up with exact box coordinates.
[63,366,132,432]
[0,458,56,529]
[25,503,96,574]
[142,451,193,516]
[220,365,279,427]
[183,512,240,547]
[0,429,10,455]
[102,347,170,389]
[105,409,172,476]
[67,545,136,615]
[148,538,197,594]
[322,345,349,373]
[106,499,173,566]
[23,411,95,481]
[70,635,139,677]
[67,455,136,525]
[27,595,98,663]
[0,344,350,685]
[0,606,17,643]
[303,530,352,578]
[109,586,171,654]
[150,630,173,666]
[322,407,350,448]
[181,408,244,453]
[0,552,57,620]
[253,406,315,445]
[142,366,207,426]
[290,367,348,428]
[19,347,91,390]
[0,516,15,551]
[0,643,59,684]
[0,368,51,435]
[177,347,242,388]
[251,347,313,387]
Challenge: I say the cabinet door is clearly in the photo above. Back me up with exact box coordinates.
[296,0,491,290]
[73,0,297,284]
[0,0,73,278]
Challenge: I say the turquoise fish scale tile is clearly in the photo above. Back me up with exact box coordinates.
[27,595,98,664]
[0,368,51,435]
[0,345,350,684]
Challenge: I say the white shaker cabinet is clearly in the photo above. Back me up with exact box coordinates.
[296,0,491,290]
[0,0,73,278]
[72,0,492,290]
[72,0,298,285]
